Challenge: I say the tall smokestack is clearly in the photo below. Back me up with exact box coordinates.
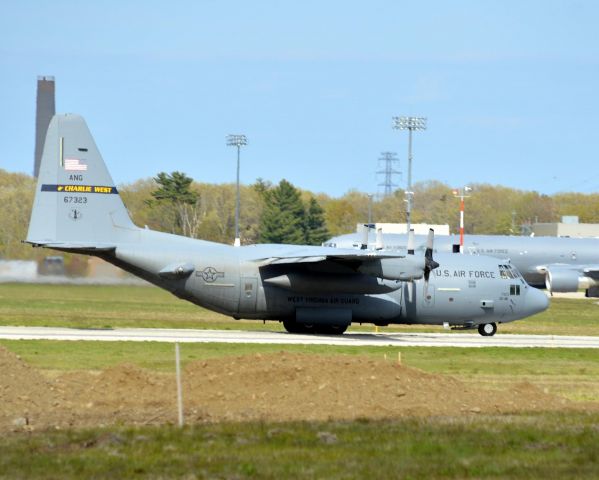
[33,76,56,178]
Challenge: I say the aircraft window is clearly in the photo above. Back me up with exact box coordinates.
[509,285,521,296]
[506,269,515,279]
[498,265,513,279]
[506,265,520,279]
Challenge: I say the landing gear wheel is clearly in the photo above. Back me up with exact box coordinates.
[478,322,497,337]
[282,321,347,335]
[317,325,348,335]
[282,320,317,334]
[283,319,304,334]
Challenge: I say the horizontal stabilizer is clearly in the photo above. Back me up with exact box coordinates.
[26,241,116,252]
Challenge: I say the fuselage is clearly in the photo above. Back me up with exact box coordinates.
[105,228,548,329]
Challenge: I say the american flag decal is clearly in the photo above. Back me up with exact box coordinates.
[64,158,88,171]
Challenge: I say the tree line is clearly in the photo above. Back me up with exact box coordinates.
[2,167,599,261]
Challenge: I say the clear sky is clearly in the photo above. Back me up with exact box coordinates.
[1,1,599,197]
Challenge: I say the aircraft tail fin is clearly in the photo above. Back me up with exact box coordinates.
[26,114,138,250]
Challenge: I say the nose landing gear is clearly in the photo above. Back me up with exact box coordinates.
[478,322,497,336]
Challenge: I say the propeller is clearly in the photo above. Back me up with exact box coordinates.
[423,228,440,298]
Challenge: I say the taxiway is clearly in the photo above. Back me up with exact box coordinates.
[0,326,597,348]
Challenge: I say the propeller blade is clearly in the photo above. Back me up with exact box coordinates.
[407,282,413,302]
[407,229,415,255]
[360,224,369,250]
[375,227,383,250]
[423,228,440,285]
[425,228,434,259]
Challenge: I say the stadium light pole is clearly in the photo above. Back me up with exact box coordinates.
[226,134,247,247]
[452,186,472,253]
[392,116,427,233]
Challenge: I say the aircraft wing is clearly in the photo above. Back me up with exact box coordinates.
[245,244,429,287]
[250,246,406,266]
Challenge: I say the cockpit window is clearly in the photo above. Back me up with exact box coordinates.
[499,264,520,280]
[499,264,511,279]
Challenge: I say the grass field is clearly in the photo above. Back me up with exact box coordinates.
[1,413,598,479]
[1,282,598,478]
[1,282,599,401]
[2,339,598,402]
[1,282,598,335]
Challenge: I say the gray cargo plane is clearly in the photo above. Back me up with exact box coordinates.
[26,114,548,336]
[325,230,599,297]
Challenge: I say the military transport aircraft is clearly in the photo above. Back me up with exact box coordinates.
[325,230,599,297]
[26,114,548,336]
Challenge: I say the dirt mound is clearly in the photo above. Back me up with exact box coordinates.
[0,346,67,429]
[54,364,174,428]
[181,352,573,422]
[0,349,593,432]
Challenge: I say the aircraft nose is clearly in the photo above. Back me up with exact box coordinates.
[524,286,550,316]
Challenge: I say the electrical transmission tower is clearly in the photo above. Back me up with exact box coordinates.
[377,151,400,197]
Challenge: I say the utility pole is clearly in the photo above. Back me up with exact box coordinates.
[226,134,247,247]
[452,186,472,253]
[393,116,427,232]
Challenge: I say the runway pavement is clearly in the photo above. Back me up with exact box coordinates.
[0,326,597,348]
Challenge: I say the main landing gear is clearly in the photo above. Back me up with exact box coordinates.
[282,320,348,335]
[478,322,497,337]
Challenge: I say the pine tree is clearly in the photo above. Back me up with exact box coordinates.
[149,171,201,237]
[305,197,330,245]
[259,179,306,244]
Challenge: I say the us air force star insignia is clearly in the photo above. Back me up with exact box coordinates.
[199,266,224,282]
